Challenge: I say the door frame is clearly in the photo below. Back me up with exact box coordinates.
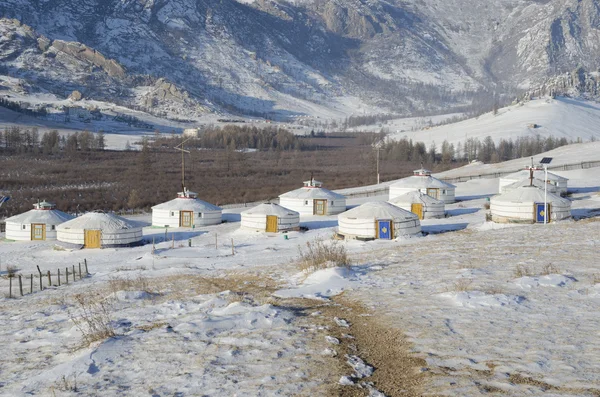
[179,210,194,227]
[84,229,102,248]
[266,215,278,232]
[376,219,393,240]
[411,203,424,220]
[534,203,551,223]
[313,199,327,215]
[31,223,46,241]
[426,188,439,199]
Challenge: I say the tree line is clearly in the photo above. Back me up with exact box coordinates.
[0,127,106,154]
[381,134,573,164]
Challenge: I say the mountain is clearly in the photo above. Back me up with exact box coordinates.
[2,0,600,120]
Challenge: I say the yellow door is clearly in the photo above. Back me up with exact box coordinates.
[426,188,439,199]
[180,211,193,227]
[31,224,46,240]
[411,203,424,220]
[266,216,278,232]
[313,199,327,215]
[84,230,101,248]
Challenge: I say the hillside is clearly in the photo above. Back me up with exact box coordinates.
[3,0,600,119]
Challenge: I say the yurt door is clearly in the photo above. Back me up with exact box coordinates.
[266,216,278,232]
[377,220,393,240]
[84,230,101,248]
[31,224,46,240]
[535,203,551,223]
[426,188,439,199]
[180,211,193,227]
[314,199,327,215]
[411,203,424,220]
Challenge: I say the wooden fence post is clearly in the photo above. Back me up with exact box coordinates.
[66,267,69,284]
[36,265,43,291]
[19,275,23,296]
[30,274,33,294]
[9,276,12,298]
[84,259,89,275]
[79,263,82,279]
[215,233,218,250]
[231,238,234,256]
[47,270,51,287]
[58,269,61,286]
[72,265,76,281]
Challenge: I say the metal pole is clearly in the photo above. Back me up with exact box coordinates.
[376,147,380,185]
[544,164,548,224]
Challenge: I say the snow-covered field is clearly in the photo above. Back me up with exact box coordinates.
[1,156,600,395]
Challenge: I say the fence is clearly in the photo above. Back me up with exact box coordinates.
[3,259,90,298]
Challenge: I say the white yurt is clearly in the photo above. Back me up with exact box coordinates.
[151,189,222,228]
[388,191,445,219]
[338,202,421,240]
[279,179,346,216]
[57,211,144,248]
[240,203,300,233]
[5,201,74,241]
[500,177,561,195]
[389,168,456,203]
[499,168,568,196]
[490,185,571,224]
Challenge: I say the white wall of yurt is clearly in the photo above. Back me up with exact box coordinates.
[240,203,300,232]
[278,180,346,216]
[5,202,74,241]
[388,191,445,219]
[490,186,571,224]
[151,190,222,227]
[57,212,143,247]
[338,202,421,240]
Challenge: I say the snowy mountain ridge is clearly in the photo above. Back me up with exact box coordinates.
[2,0,600,119]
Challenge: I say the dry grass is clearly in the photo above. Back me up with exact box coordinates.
[108,275,153,295]
[513,264,535,278]
[6,265,17,278]
[69,292,116,346]
[540,263,561,276]
[451,278,473,292]
[592,274,600,285]
[297,238,350,273]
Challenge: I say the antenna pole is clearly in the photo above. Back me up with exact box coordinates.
[174,138,192,195]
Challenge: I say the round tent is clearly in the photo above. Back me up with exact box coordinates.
[5,201,74,241]
[499,168,568,196]
[240,203,300,232]
[388,191,445,219]
[338,202,421,240]
[279,179,346,216]
[389,168,456,203]
[152,189,222,228]
[57,211,144,248]
[490,185,571,224]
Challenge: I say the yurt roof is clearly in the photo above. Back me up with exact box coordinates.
[152,197,221,212]
[390,175,455,190]
[241,203,299,217]
[504,178,555,191]
[503,169,568,182]
[5,208,74,224]
[388,190,444,206]
[57,212,142,232]
[339,202,419,221]
[279,186,345,200]
[492,186,571,205]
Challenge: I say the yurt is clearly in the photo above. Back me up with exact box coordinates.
[389,168,456,203]
[499,168,568,196]
[5,201,74,241]
[338,202,421,240]
[388,191,445,219]
[279,179,346,216]
[490,186,571,224]
[57,211,144,248]
[500,177,561,196]
[151,189,222,228]
[240,203,300,232]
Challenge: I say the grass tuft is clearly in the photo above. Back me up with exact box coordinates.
[297,238,350,273]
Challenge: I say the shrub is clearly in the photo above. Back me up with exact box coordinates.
[540,263,561,276]
[451,278,473,292]
[70,293,116,346]
[297,238,350,273]
[513,264,534,278]
[6,265,17,278]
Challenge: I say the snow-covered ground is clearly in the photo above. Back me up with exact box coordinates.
[1,151,600,395]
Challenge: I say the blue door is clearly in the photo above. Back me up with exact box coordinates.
[378,220,392,239]
[535,203,549,223]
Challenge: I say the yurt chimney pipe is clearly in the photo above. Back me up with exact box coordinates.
[529,167,534,186]
[174,138,192,195]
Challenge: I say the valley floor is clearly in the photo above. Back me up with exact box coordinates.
[0,169,599,396]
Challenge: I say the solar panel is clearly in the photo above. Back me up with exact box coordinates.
[540,157,553,164]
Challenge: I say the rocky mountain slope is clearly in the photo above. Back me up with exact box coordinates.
[1,0,600,120]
